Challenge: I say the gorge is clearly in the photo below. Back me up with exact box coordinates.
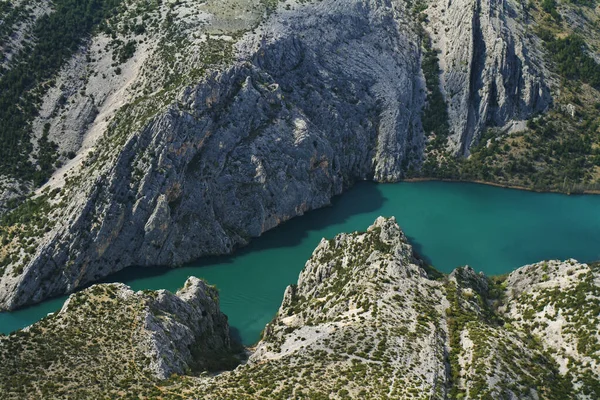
[3,181,600,345]
[1,0,600,397]
[1,217,598,398]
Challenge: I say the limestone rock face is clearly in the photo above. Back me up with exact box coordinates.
[426,0,552,154]
[144,276,232,379]
[0,0,550,309]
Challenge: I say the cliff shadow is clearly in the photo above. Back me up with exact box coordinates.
[405,235,434,267]
[101,181,386,281]
[233,181,387,253]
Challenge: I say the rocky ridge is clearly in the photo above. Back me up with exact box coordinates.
[1,217,598,399]
[0,276,234,398]
[0,0,552,311]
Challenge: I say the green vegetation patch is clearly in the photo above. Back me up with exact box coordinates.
[546,35,600,88]
[0,0,123,185]
[0,1,28,54]
[421,38,451,148]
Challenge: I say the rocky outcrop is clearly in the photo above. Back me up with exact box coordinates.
[241,216,451,398]
[0,0,550,309]
[142,276,233,378]
[425,0,552,153]
[502,259,600,394]
[202,218,596,399]
[0,276,234,398]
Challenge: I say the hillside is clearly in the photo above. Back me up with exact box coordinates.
[1,217,598,399]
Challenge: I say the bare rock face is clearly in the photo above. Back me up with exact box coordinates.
[0,0,550,310]
[426,0,552,154]
[144,276,233,378]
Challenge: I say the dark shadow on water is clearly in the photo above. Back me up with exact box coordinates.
[1,182,385,335]
[233,181,386,252]
[405,235,433,267]
[228,326,244,345]
[105,181,387,285]
[99,264,170,285]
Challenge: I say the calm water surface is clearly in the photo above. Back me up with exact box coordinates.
[2,181,600,344]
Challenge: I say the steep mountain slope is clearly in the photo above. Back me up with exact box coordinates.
[425,0,551,155]
[1,218,598,398]
[196,218,597,399]
[0,0,554,310]
[427,0,600,190]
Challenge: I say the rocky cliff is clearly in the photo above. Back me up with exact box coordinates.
[1,218,598,398]
[0,276,235,398]
[425,0,552,154]
[0,0,553,310]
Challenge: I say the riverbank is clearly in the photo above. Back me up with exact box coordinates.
[403,177,600,195]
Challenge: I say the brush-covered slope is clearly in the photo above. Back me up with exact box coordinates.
[1,218,598,399]
[192,218,598,399]
[0,276,236,398]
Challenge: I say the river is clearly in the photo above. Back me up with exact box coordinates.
[2,181,600,344]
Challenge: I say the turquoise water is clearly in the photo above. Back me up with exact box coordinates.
[2,181,600,344]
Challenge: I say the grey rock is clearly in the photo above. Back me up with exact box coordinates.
[0,276,233,396]
[207,218,597,398]
[426,0,552,153]
[2,218,597,398]
[449,265,489,296]
[146,276,232,378]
